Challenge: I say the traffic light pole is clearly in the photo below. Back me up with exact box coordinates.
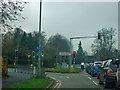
[38,0,42,76]
[70,38,72,69]
[70,36,97,68]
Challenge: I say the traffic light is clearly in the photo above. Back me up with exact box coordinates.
[66,56,68,59]
[15,50,18,57]
[98,33,101,39]
[41,50,44,57]
[32,51,35,58]
[54,56,57,59]
[73,51,76,58]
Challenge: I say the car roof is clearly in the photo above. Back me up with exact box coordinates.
[94,61,102,64]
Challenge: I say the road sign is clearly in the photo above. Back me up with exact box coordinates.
[59,52,71,56]
[27,54,31,58]
[37,47,43,50]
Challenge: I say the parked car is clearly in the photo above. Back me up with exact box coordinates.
[115,59,120,89]
[99,59,118,88]
[85,63,89,73]
[97,61,107,79]
[86,63,94,74]
[90,61,102,77]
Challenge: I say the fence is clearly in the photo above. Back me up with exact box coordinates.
[7,58,44,75]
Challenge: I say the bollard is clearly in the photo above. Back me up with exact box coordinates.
[71,65,73,72]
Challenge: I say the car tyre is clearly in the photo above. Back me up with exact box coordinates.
[99,78,102,85]
[97,74,99,79]
[103,78,109,88]
[115,82,119,90]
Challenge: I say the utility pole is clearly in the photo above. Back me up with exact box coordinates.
[17,28,19,69]
[38,0,42,76]
[15,26,21,72]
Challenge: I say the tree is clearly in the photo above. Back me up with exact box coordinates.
[91,28,117,60]
[2,28,47,62]
[47,33,70,52]
[0,0,28,33]
[21,32,27,46]
[75,41,85,64]
[43,46,57,68]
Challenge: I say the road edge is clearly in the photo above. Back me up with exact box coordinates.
[45,71,80,73]
[46,78,55,88]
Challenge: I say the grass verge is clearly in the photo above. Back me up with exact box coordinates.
[9,77,52,88]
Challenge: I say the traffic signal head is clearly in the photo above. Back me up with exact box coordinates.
[73,51,76,54]
[98,33,101,39]
[41,50,44,57]
[54,56,57,59]
[66,56,67,59]
[32,51,35,58]
[15,50,18,57]
[73,51,76,58]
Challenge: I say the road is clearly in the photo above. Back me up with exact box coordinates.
[46,71,115,90]
[4,68,116,89]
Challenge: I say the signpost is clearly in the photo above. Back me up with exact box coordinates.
[59,52,71,56]
[37,47,43,50]
[27,54,31,59]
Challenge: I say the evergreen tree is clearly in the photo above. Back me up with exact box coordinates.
[75,41,85,64]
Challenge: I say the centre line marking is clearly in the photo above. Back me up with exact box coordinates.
[93,81,98,86]
[66,76,70,79]
[88,77,91,80]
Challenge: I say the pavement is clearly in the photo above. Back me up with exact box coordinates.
[2,72,33,88]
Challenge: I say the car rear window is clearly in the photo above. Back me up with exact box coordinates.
[110,62,117,72]
[95,63,102,67]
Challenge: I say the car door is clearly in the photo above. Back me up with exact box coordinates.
[102,61,110,82]
[99,62,105,80]
[100,61,108,82]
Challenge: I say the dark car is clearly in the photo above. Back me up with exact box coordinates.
[86,63,94,74]
[99,59,118,88]
[97,61,107,79]
[85,63,89,73]
[115,59,120,89]
[90,61,102,77]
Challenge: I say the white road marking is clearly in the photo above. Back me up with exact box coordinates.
[88,77,92,80]
[99,87,104,90]
[66,76,70,79]
[93,81,98,86]
[85,72,104,90]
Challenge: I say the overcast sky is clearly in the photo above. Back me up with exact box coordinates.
[16,0,118,55]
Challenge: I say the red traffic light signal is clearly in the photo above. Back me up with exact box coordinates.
[98,33,101,39]
[73,51,76,54]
